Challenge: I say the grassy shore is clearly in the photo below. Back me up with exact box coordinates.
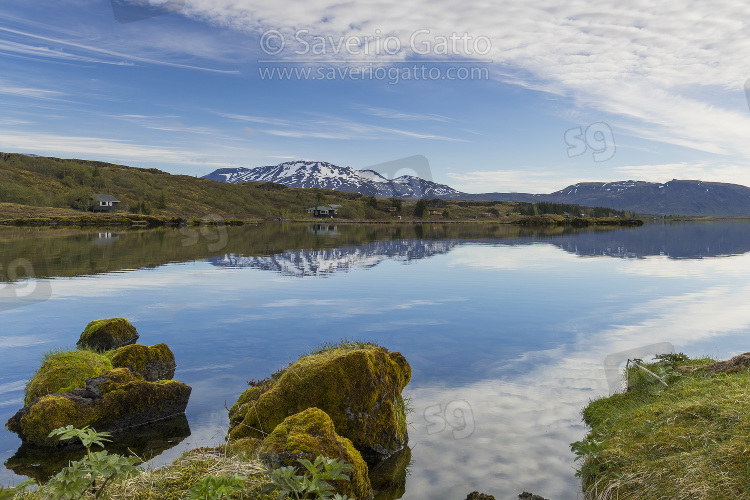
[576,353,750,499]
[0,202,643,228]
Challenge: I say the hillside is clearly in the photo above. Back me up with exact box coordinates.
[2,153,638,223]
[459,180,750,216]
[0,153,370,221]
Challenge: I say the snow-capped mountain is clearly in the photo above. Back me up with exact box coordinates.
[202,160,461,199]
[456,180,750,216]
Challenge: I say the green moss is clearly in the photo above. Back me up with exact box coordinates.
[259,407,373,500]
[77,318,138,351]
[23,350,112,406]
[10,369,191,446]
[11,395,92,445]
[228,345,411,460]
[577,355,750,498]
[110,343,176,381]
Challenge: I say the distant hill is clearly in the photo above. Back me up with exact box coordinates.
[203,160,461,199]
[454,180,750,216]
[206,161,750,216]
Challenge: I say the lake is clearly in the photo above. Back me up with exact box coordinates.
[2,221,750,499]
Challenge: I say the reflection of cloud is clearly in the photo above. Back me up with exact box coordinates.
[447,244,576,270]
[0,335,49,348]
[0,380,26,395]
[620,254,750,278]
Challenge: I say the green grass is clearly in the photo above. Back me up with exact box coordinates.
[0,152,637,223]
[577,354,750,499]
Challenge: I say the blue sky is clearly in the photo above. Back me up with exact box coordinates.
[1,0,749,193]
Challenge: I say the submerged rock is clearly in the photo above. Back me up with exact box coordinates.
[228,344,411,462]
[6,368,191,446]
[77,318,139,351]
[110,343,176,381]
[23,350,112,406]
[369,445,411,500]
[259,407,373,500]
[465,493,495,500]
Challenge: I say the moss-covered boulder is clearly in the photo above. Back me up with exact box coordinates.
[6,368,191,446]
[259,408,373,500]
[228,344,411,462]
[23,350,112,406]
[77,318,139,351]
[109,343,176,381]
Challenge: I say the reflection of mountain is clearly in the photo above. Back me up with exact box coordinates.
[211,240,459,277]
[210,223,750,278]
[544,222,750,259]
[3,222,750,282]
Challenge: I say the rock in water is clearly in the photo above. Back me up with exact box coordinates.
[23,350,112,406]
[77,318,139,351]
[110,343,176,381]
[228,344,411,462]
[6,368,191,446]
[259,407,373,500]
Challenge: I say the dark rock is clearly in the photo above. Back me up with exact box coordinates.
[519,493,549,500]
[110,343,176,381]
[5,368,191,446]
[704,352,750,375]
[228,344,411,463]
[77,318,139,351]
[465,492,495,500]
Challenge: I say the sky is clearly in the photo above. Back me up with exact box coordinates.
[1,0,750,193]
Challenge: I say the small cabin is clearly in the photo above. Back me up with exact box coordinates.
[91,194,120,212]
[306,205,338,218]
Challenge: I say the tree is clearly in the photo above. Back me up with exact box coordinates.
[413,199,427,218]
[390,198,403,214]
[442,208,450,218]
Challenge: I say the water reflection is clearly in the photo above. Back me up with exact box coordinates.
[2,222,749,284]
[3,222,750,498]
[5,415,191,483]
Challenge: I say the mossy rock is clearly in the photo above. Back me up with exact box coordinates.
[23,350,112,406]
[259,407,373,500]
[77,318,139,351]
[109,343,176,381]
[228,345,411,462]
[6,368,192,446]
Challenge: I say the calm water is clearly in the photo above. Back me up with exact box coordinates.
[2,221,750,499]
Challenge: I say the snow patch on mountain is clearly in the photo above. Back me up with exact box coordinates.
[202,160,462,199]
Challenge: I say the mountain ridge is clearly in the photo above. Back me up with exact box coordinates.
[205,162,750,216]
[202,160,461,199]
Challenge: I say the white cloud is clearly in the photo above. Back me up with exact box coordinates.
[180,0,750,159]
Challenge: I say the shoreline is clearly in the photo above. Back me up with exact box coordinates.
[0,213,643,228]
